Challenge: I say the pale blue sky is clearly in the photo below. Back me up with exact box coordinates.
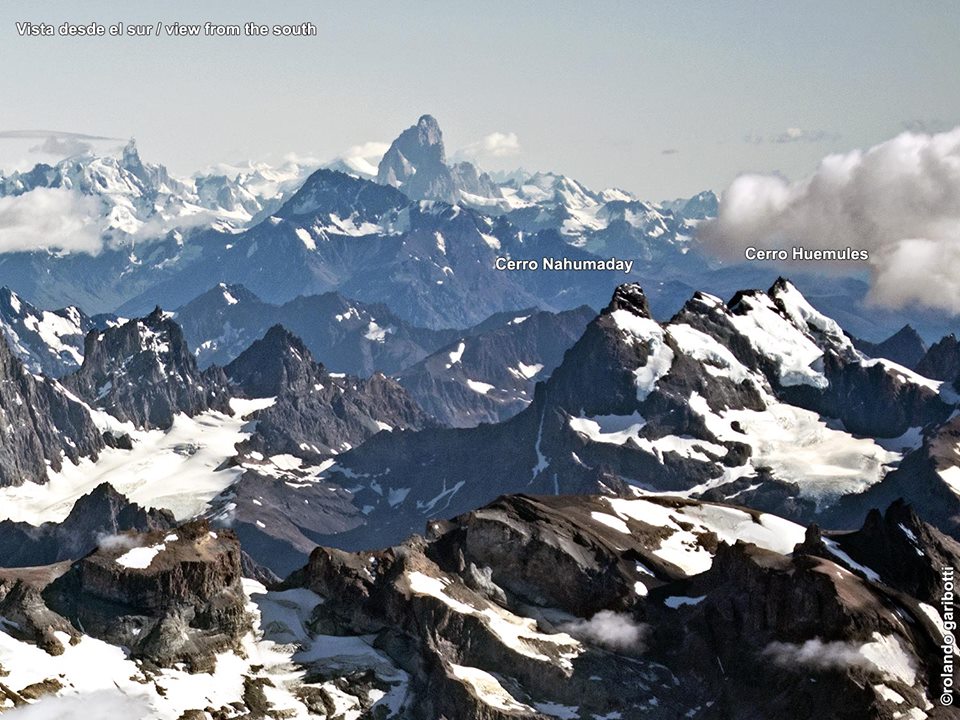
[1,0,958,198]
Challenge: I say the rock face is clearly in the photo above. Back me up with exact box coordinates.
[226,325,432,460]
[0,333,104,487]
[0,579,79,656]
[0,494,951,719]
[827,499,960,604]
[43,519,248,671]
[64,307,232,429]
[266,493,950,719]
[377,114,460,203]
[0,482,175,568]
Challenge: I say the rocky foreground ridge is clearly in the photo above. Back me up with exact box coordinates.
[0,492,955,719]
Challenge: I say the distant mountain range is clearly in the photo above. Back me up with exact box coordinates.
[4,113,960,720]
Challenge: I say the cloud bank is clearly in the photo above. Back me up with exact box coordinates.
[701,127,960,313]
[0,188,104,254]
[0,130,122,163]
[454,132,521,163]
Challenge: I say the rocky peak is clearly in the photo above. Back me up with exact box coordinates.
[449,160,502,199]
[678,189,718,219]
[64,309,231,429]
[226,324,322,398]
[0,482,175,568]
[120,138,144,174]
[279,166,410,223]
[824,499,960,604]
[377,114,458,203]
[604,282,652,318]
[63,481,176,537]
[854,324,927,368]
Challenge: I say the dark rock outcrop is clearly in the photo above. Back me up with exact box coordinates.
[273,494,948,719]
[43,519,248,671]
[917,334,960,384]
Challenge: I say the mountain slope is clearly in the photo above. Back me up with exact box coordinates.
[0,334,103,488]
[398,305,595,426]
[1,493,950,718]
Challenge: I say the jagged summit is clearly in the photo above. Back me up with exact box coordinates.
[64,309,231,429]
[605,282,652,318]
[377,114,458,203]
[225,323,322,398]
[916,332,960,382]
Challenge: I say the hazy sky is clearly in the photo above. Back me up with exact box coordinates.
[1,0,958,198]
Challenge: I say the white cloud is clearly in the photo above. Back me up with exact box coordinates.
[701,126,960,313]
[5,691,152,719]
[29,136,93,157]
[0,188,104,254]
[744,127,839,144]
[327,141,389,178]
[454,131,521,163]
[559,610,648,651]
[763,638,871,672]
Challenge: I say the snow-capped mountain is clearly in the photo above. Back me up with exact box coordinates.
[0,140,315,250]
[0,275,958,717]
[0,116,720,331]
[372,115,707,262]
[0,286,92,376]
[298,280,959,550]
[106,166,641,328]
